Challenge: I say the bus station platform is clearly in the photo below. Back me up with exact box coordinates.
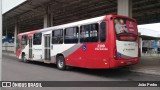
[2,51,160,76]
[120,56,160,75]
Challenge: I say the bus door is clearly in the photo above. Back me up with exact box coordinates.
[29,38,32,59]
[44,34,51,61]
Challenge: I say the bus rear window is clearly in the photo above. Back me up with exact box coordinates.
[114,18,138,41]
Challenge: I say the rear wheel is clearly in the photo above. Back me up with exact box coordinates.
[57,56,66,70]
[22,53,28,63]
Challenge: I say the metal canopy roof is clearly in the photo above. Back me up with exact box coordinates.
[138,28,160,40]
[3,0,75,22]
[3,0,50,19]
[140,35,160,40]
[3,0,160,36]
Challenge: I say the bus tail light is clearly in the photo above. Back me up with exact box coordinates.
[138,48,141,57]
[114,47,118,60]
[138,38,141,57]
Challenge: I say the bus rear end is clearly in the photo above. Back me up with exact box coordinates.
[110,16,139,68]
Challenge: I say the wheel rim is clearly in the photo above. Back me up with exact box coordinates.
[58,59,64,68]
[22,55,27,62]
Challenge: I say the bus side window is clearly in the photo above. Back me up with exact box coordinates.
[52,29,63,44]
[22,35,27,45]
[64,27,79,44]
[100,22,106,42]
[90,23,98,42]
[33,33,42,45]
[16,37,20,50]
[80,23,98,43]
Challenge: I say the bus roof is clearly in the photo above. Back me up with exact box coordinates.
[18,14,134,36]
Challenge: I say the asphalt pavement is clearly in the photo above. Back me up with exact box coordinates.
[1,54,160,90]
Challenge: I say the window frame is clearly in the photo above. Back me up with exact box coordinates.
[100,21,107,42]
[21,35,28,45]
[64,26,79,44]
[80,23,99,43]
[52,29,63,44]
[33,33,42,45]
[16,36,20,51]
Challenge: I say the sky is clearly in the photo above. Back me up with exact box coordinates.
[2,0,160,31]
[2,0,26,14]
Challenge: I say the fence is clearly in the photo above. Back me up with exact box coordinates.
[142,47,160,57]
[2,42,14,52]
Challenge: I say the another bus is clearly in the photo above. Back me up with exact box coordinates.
[16,14,139,70]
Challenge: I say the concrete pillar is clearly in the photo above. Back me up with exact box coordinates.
[6,27,7,37]
[50,13,53,27]
[0,0,2,82]
[44,6,52,28]
[14,22,18,53]
[43,6,50,28]
[43,14,49,28]
[118,0,132,17]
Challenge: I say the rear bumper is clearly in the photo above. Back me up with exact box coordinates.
[84,58,138,69]
[109,58,139,68]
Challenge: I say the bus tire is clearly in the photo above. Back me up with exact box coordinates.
[56,56,66,70]
[22,53,28,63]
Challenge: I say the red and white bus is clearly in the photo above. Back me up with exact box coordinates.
[16,14,139,70]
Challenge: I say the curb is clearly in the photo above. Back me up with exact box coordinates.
[2,53,16,57]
